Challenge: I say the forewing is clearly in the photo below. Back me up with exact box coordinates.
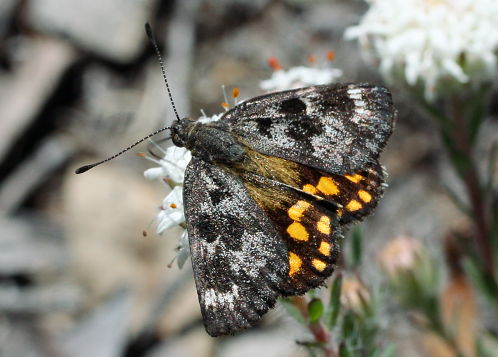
[183,157,289,336]
[222,84,395,174]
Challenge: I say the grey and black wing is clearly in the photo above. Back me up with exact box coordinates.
[184,158,342,336]
[183,157,289,336]
[222,83,395,175]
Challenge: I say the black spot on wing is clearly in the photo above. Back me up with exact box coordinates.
[279,97,306,114]
[208,181,232,205]
[198,213,219,243]
[256,117,273,137]
[286,116,324,140]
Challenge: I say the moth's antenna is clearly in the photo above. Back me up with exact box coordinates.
[145,23,180,121]
[75,23,181,175]
[75,126,172,174]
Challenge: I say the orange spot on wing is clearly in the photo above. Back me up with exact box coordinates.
[312,258,327,272]
[169,203,177,209]
[319,241,332,256]
[302,184,318,195]
[358,190,372,203]
[346,199,363,211]
[307,55,317,64]
[287,222,309,241]
[345,174,363,183]
[316,177,340,196]
[289,252,302,276]
[317,216,331,235]
[288,200,311,221]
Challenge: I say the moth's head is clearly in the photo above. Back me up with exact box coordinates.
[171,117,196,148]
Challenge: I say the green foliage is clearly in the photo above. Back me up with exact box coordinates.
[349,227,363,268]
[324,274,342,328]
[308,298,324,323]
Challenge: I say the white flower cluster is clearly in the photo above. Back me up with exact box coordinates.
[345,0,498,100]
[144,145,191,268]
[260,66,342,92]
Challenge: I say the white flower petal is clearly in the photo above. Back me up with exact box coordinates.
[155,186,185,234]
[198,113,223,124]
[144,167,165,180]
[176,230,190,269]
[161,186,183,208]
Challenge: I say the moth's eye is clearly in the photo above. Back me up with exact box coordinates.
[279,98,307,115]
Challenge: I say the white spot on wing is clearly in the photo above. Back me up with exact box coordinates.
[204,284,240,311]
[347,87,363,95]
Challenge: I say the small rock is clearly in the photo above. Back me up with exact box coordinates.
[0,216,66,275]
[0,38,75,166]
[0,135,76,214]
[60,289,132,357]
[28,0,157,63]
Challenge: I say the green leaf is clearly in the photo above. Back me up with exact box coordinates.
[342,311,355,340]
[324,275,342,328]
[349,226,363,267]
[298,343,318,357]
[379,343,397,357]
[339,342,352,357]
[308,298,324,323]
[463,259,498,306]
[476,338,496,357]
[279,298,306,324]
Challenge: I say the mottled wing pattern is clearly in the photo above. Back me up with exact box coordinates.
[242,173,341,294]
[183,157,289,336]
[222,84,395,174]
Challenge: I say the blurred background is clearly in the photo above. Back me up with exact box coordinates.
[0,1,496,356]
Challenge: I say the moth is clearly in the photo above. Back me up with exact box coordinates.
[171,84,394,336]
[76,24,395,337]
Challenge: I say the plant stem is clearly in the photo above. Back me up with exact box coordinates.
[449,95,493,276]
[292,296,337,357]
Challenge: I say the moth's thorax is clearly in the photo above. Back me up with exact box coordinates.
[171,118,245,164]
